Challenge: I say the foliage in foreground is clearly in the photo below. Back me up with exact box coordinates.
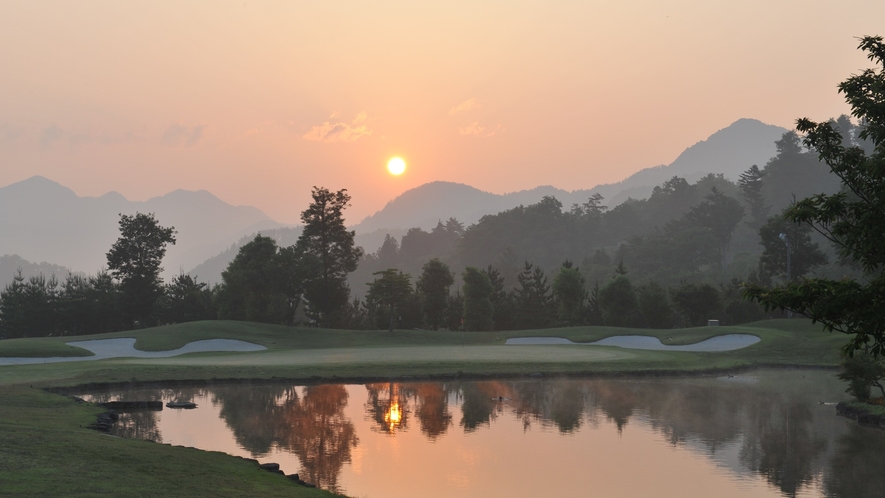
[746,35,885,357]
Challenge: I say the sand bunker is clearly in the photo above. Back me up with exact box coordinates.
[0,338,266,366]
[505,334,760,352]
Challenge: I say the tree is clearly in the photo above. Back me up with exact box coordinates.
[0,270,26,338]
[745,36,885,356]
[366,269,414,331]
[684,187,745,269]
[739,164,770,231]
[161,272,215,324]
[416,258,454,330]
[462,267,494,331]
[597,275,640,327]
[838,352,885,401]
[586,281,603,326]
[671,283,721,327]
[216,235,301,324]
[515,262,554,329]
[444,291,464,331]
[482,265,515,331]
[297,187,364,326]
[106,212,176,327]
[552,261,586,326]
[637,282,673,329]
[758,210,828,281]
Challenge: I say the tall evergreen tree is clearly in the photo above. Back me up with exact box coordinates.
[739,165,770,231]
[297,187,364,326]
[483,265,516,331]
[515,262,554,329]
[0,270,26,338]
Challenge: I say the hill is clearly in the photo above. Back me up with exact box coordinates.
[352,119,788,239]
[0,176,283,279]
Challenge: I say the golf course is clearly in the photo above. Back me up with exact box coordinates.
[0,319,847,496]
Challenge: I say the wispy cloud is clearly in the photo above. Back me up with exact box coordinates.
[302,112,372,143]
[0,124,23,144]
[162,124,204,147]
[448,98,480,115]
[39,125,64,148]
[458,121,500,137]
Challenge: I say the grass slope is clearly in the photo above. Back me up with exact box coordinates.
[0,386,343,497]
[0,318,847,497]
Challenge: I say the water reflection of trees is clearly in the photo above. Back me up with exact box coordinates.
[92,374,881,498]
[211,384,288,455]
[211,384,358,492]
[824,424,885,498]
[372,377,842,497]
[277,385,358,492]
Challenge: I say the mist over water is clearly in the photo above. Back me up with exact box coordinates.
[80,370,884,498]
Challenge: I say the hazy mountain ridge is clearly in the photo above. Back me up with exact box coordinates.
[352,119,788,238]
[0,176,283,280]
[0,254,82,285]
[1,118,789,286]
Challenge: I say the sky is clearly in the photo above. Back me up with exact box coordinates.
[1,1,883,224]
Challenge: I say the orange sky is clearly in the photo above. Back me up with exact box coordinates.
[1,1,883,224]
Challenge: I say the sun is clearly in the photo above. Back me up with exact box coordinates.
[387,157,406,176]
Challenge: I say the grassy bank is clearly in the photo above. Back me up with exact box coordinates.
[0,318,847,496]
[0,385,344,497]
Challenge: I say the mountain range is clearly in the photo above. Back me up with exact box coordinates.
[0,117,789,286]
[351,118,788,234]
[0,176,281,279]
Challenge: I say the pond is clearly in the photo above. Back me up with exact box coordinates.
[78,370,885,498]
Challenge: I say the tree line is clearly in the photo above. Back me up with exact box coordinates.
[0,102,873,338]
[0,187,364,337]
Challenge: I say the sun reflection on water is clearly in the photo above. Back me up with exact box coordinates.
[384,385,404,432]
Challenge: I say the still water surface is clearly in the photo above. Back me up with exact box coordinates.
[80,370,885,498]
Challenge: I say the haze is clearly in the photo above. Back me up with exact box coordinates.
[1,0,881,223]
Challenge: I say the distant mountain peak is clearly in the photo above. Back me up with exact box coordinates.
[350,118,788,239]
[2,175,78,198]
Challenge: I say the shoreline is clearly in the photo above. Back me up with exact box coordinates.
[48,362,840,395]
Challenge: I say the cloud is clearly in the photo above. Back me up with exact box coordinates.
[40,125,64,147]
[162,124,204,147]
[458,121,500,137]
[302,112,372,143]
[448,99,480,115]
[0,125,23,144]
[69,130,137,145]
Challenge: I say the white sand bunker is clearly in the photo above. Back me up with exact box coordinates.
[0,338,266,366]
[505,334,760,352]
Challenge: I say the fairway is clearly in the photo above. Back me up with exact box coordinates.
[124,344,634,367]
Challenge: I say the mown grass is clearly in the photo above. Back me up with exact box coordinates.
[0,385,344,497]
[0,337,94,357]
[0,318,849,497]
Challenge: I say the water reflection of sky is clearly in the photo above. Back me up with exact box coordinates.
[80,370,885,498]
